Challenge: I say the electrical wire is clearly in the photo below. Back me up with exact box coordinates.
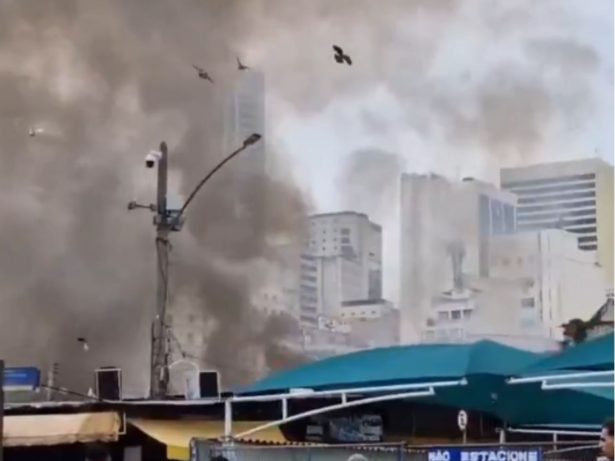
[38,384,107,403]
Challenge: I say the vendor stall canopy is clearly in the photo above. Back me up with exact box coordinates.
[241,340,539,394]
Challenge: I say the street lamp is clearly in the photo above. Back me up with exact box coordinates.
[129,133,262,399]
[178,133,261,216]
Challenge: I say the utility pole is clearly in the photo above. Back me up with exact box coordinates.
[129,134,261,400]
[150,141,170,399]
[1,360,4,461]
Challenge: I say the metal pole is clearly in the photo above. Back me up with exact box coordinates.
[1,360,4,461]
[150,142,170,399]
[224,399,233,439]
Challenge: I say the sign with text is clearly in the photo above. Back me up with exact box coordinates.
[3,367,40,391]
[457,410,468,431]
[428,448,542,461]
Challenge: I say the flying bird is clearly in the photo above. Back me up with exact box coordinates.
[237,57,249,71]
[192,64,214,83]
[333,45,352,65]
[77,337,90,352]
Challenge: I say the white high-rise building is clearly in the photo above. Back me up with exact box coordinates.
[399,174,517,343]
[299,212,383,327]
[299,254,320,327]
[501,158,614,288]
[223,70,266,176]
[489,229,606,339]
[304,211,382,298]
[421,228,606,350]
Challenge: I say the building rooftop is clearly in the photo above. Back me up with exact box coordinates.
[308,211,382,230]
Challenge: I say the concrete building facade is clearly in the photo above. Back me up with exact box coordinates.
[501,158,614,289]
[299,254,320,328]
[297,212,401,356]
[399,174,517,343]
[489,229,606,339]
[341,299,400,349]
[300,212,383,326]
[304,211,383,299]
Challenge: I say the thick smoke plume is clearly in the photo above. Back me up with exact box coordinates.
[0,0,310,394]
[0,0,610,392]
[338,148,404,300]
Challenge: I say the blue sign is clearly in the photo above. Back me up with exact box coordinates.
[3,367,41,390]
[428,448,542,461]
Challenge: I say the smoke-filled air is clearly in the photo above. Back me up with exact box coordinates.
[0,0,611,394]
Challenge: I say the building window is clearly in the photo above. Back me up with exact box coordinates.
[341,228,350,235]
[510,183,595,197]
[502,172,595,189]
[451,310,461,320]
[438,311,449,320]
[341,237,351,244]
[521,297,535,308]
[578,235,598,243]
[462,309,472,318]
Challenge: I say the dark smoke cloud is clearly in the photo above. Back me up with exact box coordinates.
[0,0,609,393]
[0,0,308,394]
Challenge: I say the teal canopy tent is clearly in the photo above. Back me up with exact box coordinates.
[519,333,613,377]
[503,333,614,428]
[496,382,613,427]
[242,340,539,395]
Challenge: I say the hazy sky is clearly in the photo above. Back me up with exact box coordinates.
[260,0,614,302]
[0,0,612,387]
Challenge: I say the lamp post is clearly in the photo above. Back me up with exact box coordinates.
[1,360,4,461]
[129,134,262,399]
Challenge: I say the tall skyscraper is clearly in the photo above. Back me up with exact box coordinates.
[501,158,614,288]
[223,70,266,176]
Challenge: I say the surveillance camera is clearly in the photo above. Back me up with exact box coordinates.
[145,150,162,168]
